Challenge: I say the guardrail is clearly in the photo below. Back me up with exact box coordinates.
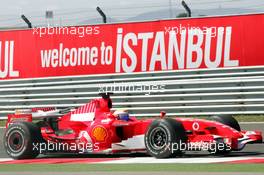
[0,66,264,119]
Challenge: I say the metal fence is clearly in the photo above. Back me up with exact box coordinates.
[1,66,264,119]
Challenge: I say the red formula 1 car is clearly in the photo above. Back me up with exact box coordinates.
[4,93,263,159]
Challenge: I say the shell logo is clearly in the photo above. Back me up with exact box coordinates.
[92,126,107,142]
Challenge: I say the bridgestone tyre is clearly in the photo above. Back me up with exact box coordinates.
[144,118,187,158]
[211,115,241,131]
[4,122,42,159]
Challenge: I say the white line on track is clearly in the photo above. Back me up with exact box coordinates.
[98,157,264,164]
[0,157,263,164]
[0,158,12,162]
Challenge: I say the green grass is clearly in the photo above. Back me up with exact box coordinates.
[0,120,6,127]
[234,115,264,122]
[0,164,263,172]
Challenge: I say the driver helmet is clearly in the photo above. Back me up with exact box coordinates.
[113,109,130,121]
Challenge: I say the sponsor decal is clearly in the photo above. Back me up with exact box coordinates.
[192,122,200,131]
[70,113,95,122]
[92,126,107,142]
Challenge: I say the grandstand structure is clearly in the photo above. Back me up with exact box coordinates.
[0,66,264,119]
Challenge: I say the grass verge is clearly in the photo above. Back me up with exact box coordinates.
[0,163,263,172]
[0,120,5,127]
[234,115,264,122]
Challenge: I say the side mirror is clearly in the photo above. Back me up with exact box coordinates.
[160,111,166,119]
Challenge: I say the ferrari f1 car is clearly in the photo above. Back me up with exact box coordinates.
[4,93,263,159]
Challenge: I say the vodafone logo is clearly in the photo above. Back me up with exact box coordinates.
[192,122,200,131]
[0,40,19,78]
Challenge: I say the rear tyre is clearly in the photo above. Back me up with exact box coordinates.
[144,118,187,158]
[211,115,241,131]
[4,122,42,159]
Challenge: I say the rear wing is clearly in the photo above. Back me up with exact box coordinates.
[5,107,69,128]
[6,114,32,128]
[6,93,113,127]
[17,107,60,118]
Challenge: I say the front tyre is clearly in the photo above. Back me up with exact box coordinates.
[211,115,241,131]
[144,118,187,158]
[4,122,42,159]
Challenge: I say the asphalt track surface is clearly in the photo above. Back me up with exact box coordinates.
[0,123,263,159]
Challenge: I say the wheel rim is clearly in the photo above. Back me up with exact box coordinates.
[149,126,168,150]
[7,130,25,153]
